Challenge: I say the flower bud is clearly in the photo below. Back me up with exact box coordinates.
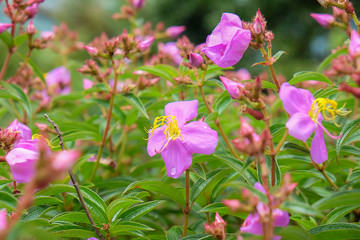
[137,36,155,52]
[310,13,335,28]
[26,19,36,35]
[132,0,146,9]
[0,23,13,34]
[25,3,38,18]
[84,45,99,56]
[166,26,186,38]
[83,78,94,90]
[189,52,204,68]
[219,76,244,99]
[349,30,360,58]
[40,31,55,41]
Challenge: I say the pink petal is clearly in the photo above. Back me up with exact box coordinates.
[273,209,289,228]
[254,182,266,194]
[181,121,218,154]
[7,119,32,141]
[147,126,167,156]
[0,209,7,231]
[219,13,243,43]
[220,76,244,99]
[201,43,226,66]
[164,100,198,127]
[0,23,13,34]
[6,147,38,183]
[310,13,335,28]
[240,212,263,235]
[310,127,328,164]
[286,112,317,142]
[52,150,81,170]
[160,139,192,178]
[279,82,315,116]
[349,30,360,58]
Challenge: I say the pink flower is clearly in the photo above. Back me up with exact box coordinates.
[137,36,155,51]
[84,46,99,55]
[147,100,218,178]
[52,150,80,171]
[0,23,13,34]
[159,42,183,65]
[236,68,251,80]
[0,209,7,231]
[25,3,38,18]
[5,139,39,183]
[83,79,94,90]
[240,183,289,240]
[279,83,348,164]
[26,19,36,35]
[166,26,186,38]
[219,76,244,99]
[310,13,335,28]
[132,0,146,9]
[7,119,32,143]
[349,30,360,58]
[202,13,251,68]
[189,53,204,68]
[41,67,71,105]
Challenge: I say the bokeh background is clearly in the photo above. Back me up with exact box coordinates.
[1,0,359,80]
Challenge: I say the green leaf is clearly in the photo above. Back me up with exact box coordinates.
[123,180,185,206]
[121,93,149,119]
[13,34,28,47]
[322,205,360,224]
[34,196,63,206]
[190,168,233,202]
[50,225,97,238]
[213,91,231,115]
[312,190,360,210]
[0,89,21,101]
[317,48,348,72]
[272,50,287,62]
[136,64,178,82]
[1,82,32,117]
[190,163,207,180]
[212,154,257,183]
[0,191,18,210]
[166,226,183,240]
[262,80,277,90]
[277,226,314,240]
[28,58,46,83]
[309,223,360,240]
[109,221,154,234]
[282,200,323,217]
[0,180,13,191]
[257,155,281,186]
[50,212,90,224]
[0,30,13,49]
[107,198,143,222]
[198,202,247,219]
[180,234,213,240]
[288,72,333,86]
[336,119,360,158]
[118,200,166,221]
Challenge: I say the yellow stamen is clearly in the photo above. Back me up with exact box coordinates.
[309,98,351,127]
[146,115,183,150]
[32,134,55,148]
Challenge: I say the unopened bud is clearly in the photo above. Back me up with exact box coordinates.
[189,52,204,68]
[26,19,36,35]
[166,26,186,38]
[84,45,99,56]
[310,13,335,28]
[137,36,155,52]
[132,0,146,9]
[0,23,13,34]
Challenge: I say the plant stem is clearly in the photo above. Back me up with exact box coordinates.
[90,57,123,181]
[0,52,12,81]
[183,169,190,237]
[198,85,240,159]
[303,142,339,189]
[44,114,105,240]
[259,46,280,92]
[275,129,288,154]
[259,99,276,186]
[352,13,360,34]
[115,130,128,173]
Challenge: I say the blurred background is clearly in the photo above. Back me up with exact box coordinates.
[0,0,358,80]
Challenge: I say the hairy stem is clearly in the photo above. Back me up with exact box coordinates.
[90,57,123,181]
[44,114,105,240]
[183,169,190,237]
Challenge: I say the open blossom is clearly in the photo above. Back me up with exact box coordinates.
[349,30,360,58]
[7,119,32,143]
[0,209,7,231]
[310,13,335,28]
[41,67,71,105]
[279,83,349,164]
[147,100,218,178]
[202,13,251,68]
[240,183,289,240]
[0,23,13,34]
[220,76,244,99]
[6,139,40,183]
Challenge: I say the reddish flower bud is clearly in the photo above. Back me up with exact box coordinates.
[166,25,186,38]
[189,52,204,68]
[132,0,146,9]
[310,13,335,28]
[26,19,36,35]
[25,3,38,18]
[219,76,244,99]
[84,45,99,56]
[137,36,155,52]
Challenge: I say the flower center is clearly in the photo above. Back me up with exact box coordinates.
[32,134,55,148]
[147,115,183,149]
[309,98,350,126]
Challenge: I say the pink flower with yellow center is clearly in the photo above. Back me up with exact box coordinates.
[279,83,349,164]
[147,100,218,178]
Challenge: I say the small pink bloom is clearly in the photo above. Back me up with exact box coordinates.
[166,26,186,38]
[310,13,335,28]
[132,0,146,9]
[147,100,218,178]
[137,36,155,51]
[215,212,226,225]
[26,19,36,35]
[40,31,54,41]
[240,117,255,136]
[5,140,39,183]
[83,78,94,90]
[84,46,99,55]
[219,76,244,99]
[202,13,251,68]
[189,53,204,68]
[0,23,13,34]
[0,209,7,231]
[25,3,38,18]
[349,30,360,58]
[41,67,71,105]
[159,42,183,65]
[7,119,32,142]
[52,150,80,171]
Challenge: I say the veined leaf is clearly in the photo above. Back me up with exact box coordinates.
[288,72,333,86]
